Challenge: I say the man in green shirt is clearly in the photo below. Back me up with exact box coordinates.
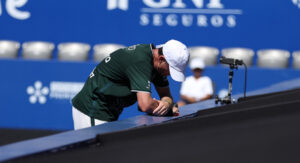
[72,39,190,130]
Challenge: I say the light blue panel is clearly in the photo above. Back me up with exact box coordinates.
[1,59,300,130]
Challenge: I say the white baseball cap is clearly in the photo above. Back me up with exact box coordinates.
[190,58,205,70]
[162,39,190,82]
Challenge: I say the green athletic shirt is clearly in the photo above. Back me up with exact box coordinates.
[72,44,169,121]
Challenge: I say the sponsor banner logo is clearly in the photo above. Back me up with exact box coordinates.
[27,81,49,104]
[0,0,31,20]
[49,81,84,100]
[107,0,243,28]
[26,81,84,104]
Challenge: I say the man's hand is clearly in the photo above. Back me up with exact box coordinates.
[152,99,171,116]
[172,104,179,116]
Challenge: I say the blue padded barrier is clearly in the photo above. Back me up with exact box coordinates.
[1,78,300,162]
[1,59,300,130]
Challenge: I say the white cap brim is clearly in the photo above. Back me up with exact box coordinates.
[169,66,185,82]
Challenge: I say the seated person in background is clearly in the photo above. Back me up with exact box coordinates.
[177,58,213,106]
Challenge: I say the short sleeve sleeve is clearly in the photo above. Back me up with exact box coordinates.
[126,62,152,92]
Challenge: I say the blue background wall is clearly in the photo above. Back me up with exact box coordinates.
[1,0,300,130]
[1,0,300,52]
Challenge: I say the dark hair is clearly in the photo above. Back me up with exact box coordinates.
[158,47,163,55]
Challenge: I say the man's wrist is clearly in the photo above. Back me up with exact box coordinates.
[163,100,172,106]
[162,98,172,108]
[165,102,178,116]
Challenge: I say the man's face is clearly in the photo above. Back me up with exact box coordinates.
[157,58,170,76]
[193,68,203,78]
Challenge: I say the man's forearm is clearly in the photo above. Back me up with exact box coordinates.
[137,92,159,113]
[199,94,213,101]
[181,95,197,103]
[147,98,160,113]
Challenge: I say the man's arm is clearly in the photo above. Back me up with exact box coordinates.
[136,92,159,114]
[152,86,174,116]
[180,94,197,103]
[200,94,213,101]
[136,86,174,116]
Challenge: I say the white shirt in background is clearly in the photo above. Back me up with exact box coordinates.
[180,76,213,101]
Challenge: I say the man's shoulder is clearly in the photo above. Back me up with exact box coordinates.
[108,44,151,63]
[124,44,151,52]
[187,75,198,80]
[183,76,195,83]
[130,44,153,64]
[135,44,152,56]
[199,76,213,83]
[201,76,212,80]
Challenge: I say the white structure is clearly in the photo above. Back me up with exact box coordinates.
[189,46,219,66]
[221,47,255,66]
[22,41,55,60]
[0,40,20,58]
[257,49,290,68]
[58,42,91,61]
[93,43,125,62]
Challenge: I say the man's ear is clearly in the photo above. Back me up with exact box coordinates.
[158,55,165,61]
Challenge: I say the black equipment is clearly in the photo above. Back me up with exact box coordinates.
[219,57,244,66]
[215,57,248,105]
